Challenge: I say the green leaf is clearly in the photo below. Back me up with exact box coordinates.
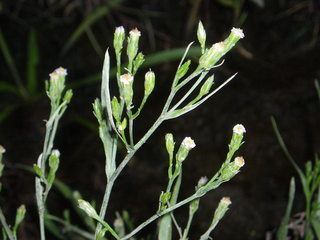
[26,29,39,95]
[277,178,295,240]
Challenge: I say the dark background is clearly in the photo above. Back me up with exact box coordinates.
[0,0,320,239]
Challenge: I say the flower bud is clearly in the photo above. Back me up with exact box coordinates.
[114,26,125,54]
[49,149,60,172]
[118,118,127,132]
[93,98,103,122]
[176,137,196,162]
[234,156,245,168]
[199,75,214,98]
[133,52,145,74]
[197,21,206,52]
[111,96,121,122]
[63,89,73,103]
[214,197,231,220]
[144,70,155,96]
[197,176,208,188]
[127,28,141,65]
[198,42,225,70]
[120,73,134,107]
[48,67,67,103]
[14,205,26,232]
[176,60,191,81]
[233,124,246,135]
[165,133,175,160]
[78,199,100,220]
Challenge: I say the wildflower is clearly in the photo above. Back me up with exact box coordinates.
[234,156,245,168]
[182,137,196,150]
[114,26,125,54]
[120,73,133,85]
[176,137,196,162]
[233,124,246,135]
[231,28,245,39]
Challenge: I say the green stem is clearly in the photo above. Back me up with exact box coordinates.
[0,207,15,240]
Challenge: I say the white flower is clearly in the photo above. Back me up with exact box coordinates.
[233,124,246,135]
[129,28,141,37]
[182,137,196,150]
[115,26,125,35]
[220,197,232,205]
[198,176,208,187]
[49,67,67,81]
[231,27,245,39]
[0,145,5,154]
[234,156,245,167]
[51,149,60,158]
[120,73,133,85]
[212,42,225,53]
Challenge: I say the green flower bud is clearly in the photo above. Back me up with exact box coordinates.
[213,197,231,220]
[47,67,67,104]
[93,99,103,123]
[63,89,73,103]
[113,26,125,54]
[111,96,121,122]
[33,164,43,178]
[118,118,127,132]
[197,21,206,52]
[176,60,191,81]
[78,199,100,220]
[14,205,26,233]
[176,137,196,162]
[133,52,145,74]
[144,70,155,96]
[120,73,134,108]
[165,133,175,160]
[49,150,60,172]
[127,28,141,66]
[199,76,214,98]
[220,156,245,181]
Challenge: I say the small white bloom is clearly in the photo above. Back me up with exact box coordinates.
[231,27,245,39]
[120,73,133,85]
[212,42,225,53]
[234,156,245,167]
[233,124,246,135]
[115,26,125,34]
[49,67,67,81]
[0,145,6,154]
[198,176,208,187]
[182,137,196,150]
[51,149,60,158]
[129,28,141,37]
[220,197,232,205]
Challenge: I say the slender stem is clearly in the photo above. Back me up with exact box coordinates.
[170,212,182,238]
[47,214,95,240]
[181,212,194,240]
[0,207,15,240]
[129,113,134,147]
[121,193,201,240]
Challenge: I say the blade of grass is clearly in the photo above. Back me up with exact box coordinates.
[85,27,103,59]
[26,29,39,95]
[0,81,20,95]
[62,0,123,55]
[277,177,295,240]
[0,28,27,98]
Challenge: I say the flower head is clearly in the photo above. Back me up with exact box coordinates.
[51,149,60,158]
[220,197,232,205]
[197,176,208,187]
[49,67,67,81]
[231,28,245,39]
[233,124,246,135]
[120,73,133,85]
[182,137,196,150]
[129,28,141,37]
[234,156,245,167]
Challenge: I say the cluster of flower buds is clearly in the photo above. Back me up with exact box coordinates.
[198,27,244,70]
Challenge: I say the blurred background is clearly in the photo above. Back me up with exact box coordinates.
[0,0,320,239]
